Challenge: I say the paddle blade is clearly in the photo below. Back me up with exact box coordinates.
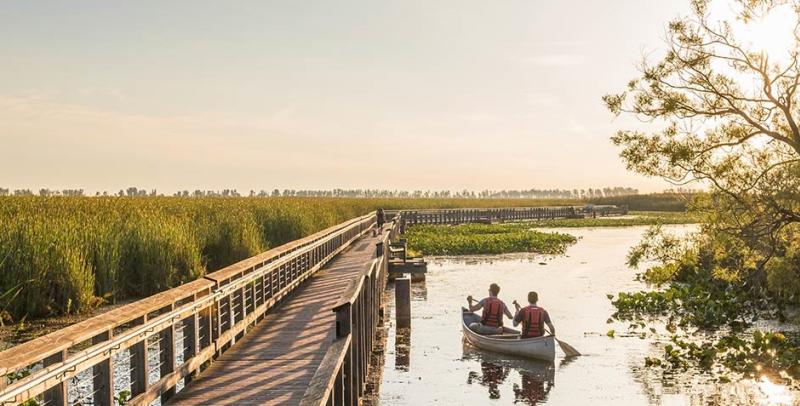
[556,338,581,357]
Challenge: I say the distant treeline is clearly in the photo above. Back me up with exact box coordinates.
[0,186,689,199]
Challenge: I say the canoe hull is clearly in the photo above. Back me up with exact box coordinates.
[462,308,556,361]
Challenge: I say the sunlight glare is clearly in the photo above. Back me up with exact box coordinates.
[741,5,798,65]
[757,376,794,405]
[707,1,799,66]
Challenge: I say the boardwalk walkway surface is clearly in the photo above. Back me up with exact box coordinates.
[168,224,389,405]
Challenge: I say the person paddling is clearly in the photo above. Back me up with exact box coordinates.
[375,208,386,234]
[512,291,555,338]
[467,283,513,335]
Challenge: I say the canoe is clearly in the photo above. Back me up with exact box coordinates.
[461,307,556,361]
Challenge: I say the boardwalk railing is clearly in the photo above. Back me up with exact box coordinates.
[300,218,399,406]
[0,213,377,406]
[399,205,626,226]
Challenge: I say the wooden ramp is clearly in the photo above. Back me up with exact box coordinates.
[168,227,387,406]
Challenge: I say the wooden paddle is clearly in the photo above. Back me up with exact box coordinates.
[513,300,581,357]
[552,334,581,357]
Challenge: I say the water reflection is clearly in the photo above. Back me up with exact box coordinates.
[758,376,793,405]
[463,344,555,404]
[411,281,427,301]
[395,327,411,370]
[514,368,555,405]
[467,362,510,399]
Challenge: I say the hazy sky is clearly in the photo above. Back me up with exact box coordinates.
[1,1,691,193]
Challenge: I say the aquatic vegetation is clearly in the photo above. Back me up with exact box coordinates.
[645,331,800,384]
[405,223,576,256]
[608,283,764,330]
[610,224,800,383]
[535,211,698,228]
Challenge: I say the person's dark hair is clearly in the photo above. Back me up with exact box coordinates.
[527,291,538,304]
[489,283,500,296]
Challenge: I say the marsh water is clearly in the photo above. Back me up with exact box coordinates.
[378,226,800,405]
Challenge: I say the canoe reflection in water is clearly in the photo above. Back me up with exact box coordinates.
[513,365,555,405]
[467,361,510,399]
[463,344,555,404]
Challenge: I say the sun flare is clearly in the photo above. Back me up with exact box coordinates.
[757,376,794,405]
[708,1,799,65]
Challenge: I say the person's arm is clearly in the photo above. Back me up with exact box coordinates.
[467,296,483,312]
[503,303,514,319]
[512,301,523,327]
[543,311,555,336]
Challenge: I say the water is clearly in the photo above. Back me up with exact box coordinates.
[379,226,800,405]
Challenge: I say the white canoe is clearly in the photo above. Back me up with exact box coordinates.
[461,307,556,361]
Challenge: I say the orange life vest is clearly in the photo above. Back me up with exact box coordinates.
[481,297,504,327]
[520,306,546,338]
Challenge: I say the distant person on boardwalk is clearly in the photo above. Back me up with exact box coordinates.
[376,208,386,234]
[467,283,513,335]
[512,291,555,338]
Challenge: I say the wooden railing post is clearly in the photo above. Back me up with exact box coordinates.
[396,276,411,328]
[335,302,352,338]
[334,303,354,406]
[130,317,149,398]
[160,322,177,402]
[42,350,67,406]
[92,330,114,406]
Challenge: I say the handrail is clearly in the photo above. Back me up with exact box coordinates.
[301,216,399,406]
[0,213,375,377]
[399,205,627,226]
[0,212,377,406]
[390,204,622,213]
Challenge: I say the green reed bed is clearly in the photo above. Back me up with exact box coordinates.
[404,223,576,256]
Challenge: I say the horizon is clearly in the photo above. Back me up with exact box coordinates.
[0,185,705,198]
[1,0,691,193]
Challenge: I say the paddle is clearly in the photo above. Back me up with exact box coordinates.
[513,300,581,357]
[551,332,581,357]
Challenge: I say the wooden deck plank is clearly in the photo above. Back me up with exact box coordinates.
[168,226,386,406]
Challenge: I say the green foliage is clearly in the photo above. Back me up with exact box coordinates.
[115,390,131,405]
[646,331,800,382]
[611,264,776,330]
[607,0,800,381]
[405,223,576,256]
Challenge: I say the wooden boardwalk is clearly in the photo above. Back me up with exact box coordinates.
[168,225,388,405]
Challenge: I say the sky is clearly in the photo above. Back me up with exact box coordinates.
[0,0,692,194]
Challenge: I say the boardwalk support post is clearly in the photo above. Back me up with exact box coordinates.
[395,276,411,328]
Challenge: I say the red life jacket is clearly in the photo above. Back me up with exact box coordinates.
[481,297,504,327]
[520,306,546,338]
